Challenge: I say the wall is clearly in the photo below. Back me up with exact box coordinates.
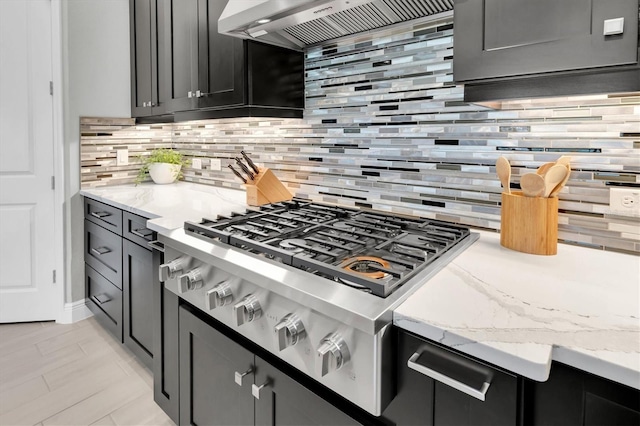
[80,16,640,254]
[63,0,131,303]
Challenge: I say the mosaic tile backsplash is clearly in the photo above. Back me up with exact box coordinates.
[80,16,640,253]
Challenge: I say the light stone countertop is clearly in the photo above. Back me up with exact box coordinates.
[393,230,640,389]
[80,183,640,389]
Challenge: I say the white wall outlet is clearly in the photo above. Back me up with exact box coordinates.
[116,149,128,166]
[192,158,202,169]
[609,188,640,217]
[210,159,221,171]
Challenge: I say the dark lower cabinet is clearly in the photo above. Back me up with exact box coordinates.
[178,304,362,426]
[382,329,518,426]
[123,239,154,369]
[525,362,640,426]
[151,243,180,424]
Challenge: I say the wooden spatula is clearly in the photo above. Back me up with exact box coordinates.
[496,157,511,194]
[543,165,568,198]
[521,173,545,197]
[549,163,571,197]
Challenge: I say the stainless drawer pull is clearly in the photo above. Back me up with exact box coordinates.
[90,211,111,219]
[147,240,165,253]
[131,228,152,238]
[252,380,270,399]
[234,367,253,386]
[91,247,111,256]
[407,352,491,401]
[92,293,111,304]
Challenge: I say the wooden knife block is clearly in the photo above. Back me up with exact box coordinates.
[245,168,293,206]
[500,191,558,255]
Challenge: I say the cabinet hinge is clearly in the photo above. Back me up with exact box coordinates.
[51,176,55,190]
[49,81,53,96]
[53,270,56,284]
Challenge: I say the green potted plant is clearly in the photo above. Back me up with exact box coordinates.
[136,148,190,184]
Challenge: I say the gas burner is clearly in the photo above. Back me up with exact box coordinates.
[390,243,429,260]
[279,239,306,252]
[340,256,390,280]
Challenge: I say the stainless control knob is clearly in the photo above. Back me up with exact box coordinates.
[274,314,306,351]
[233,294,262,326]
[205,282,233,310]
[178,268,203,293]
[316,332,350,377]
[159,257,188,282]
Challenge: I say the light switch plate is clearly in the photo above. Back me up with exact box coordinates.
[116,149,128,166]
[609,188,640,217]
[603,17,624,36]
[192,158,202,169]
[210,159,221,171]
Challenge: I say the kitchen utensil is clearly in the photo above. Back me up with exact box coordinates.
[555,156,571,166]
[496,157,511,194]
[244,168,293,206]
[228,164,247,184]
[536,162,555,176]
[241,150,260,175]
[501,191,558,255]
[235,157,255,181]
[549,163,571,197]
[543,165,568,198]
[520,173,545,197]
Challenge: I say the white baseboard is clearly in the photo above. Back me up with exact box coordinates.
[58,299,93,324]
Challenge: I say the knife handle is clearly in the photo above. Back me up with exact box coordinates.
[228,164,247,184]
[235,157,255,181]
[241,150,260,175]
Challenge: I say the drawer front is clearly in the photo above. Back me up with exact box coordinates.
[84,197,123,235]
[86,264,122,341]
[85,219,122,288]
[123,211,155,247]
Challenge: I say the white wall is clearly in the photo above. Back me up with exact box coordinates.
[62,0,131,302]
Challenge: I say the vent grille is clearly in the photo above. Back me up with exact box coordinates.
[282,0,453,46]
[327,3,394,34]
[383,0,454,18]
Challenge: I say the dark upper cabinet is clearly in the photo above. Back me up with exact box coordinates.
[129,0,170,118]
[454,0,640,101]
[162,0,304,119]
[525,362,640,426]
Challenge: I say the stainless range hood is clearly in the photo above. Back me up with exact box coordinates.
[218,0,454,50]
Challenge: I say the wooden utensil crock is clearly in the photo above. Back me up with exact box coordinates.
[244,168,293,206]
[500,191,558,255]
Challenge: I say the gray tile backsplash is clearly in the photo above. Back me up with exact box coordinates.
[81,17,640,253]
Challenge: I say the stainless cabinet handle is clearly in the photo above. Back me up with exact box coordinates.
[252,380,270,399]
[195,90,202,97]
[188,91,193,98]
[234,367,253,386]
[90,211,111,219]
[407,352,491,401]
[131,228,152,238]
[91,246,111,256]
[147,240,165,253]
[92,293,110,304]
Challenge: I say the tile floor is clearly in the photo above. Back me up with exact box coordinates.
[0,317,174,425]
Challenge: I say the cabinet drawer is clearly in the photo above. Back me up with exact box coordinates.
[84,198,123,235]
[85,219,122,288]
[123,211,155,247]
[86,264,122,341]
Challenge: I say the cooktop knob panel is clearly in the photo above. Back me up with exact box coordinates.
[205,282,233,310]
[178,268,203,293]
[159,256,188,281]
[274,314,306,351]
[233,294,262,326]
[316,332,350,377]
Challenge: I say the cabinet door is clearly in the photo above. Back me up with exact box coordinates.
[179,305,255,426]
[254,355,362,426]
[454,0,639,82]
[152,247,179,423]
[123,239,154,369]
[196,0,245,109]
[164,0,198,112]
[130,0,153,117]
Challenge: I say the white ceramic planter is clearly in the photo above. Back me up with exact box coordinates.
[148,163,181,184]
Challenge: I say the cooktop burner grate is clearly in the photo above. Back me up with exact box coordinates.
[184,199,470,297]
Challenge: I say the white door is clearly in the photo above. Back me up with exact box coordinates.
[0,0,57,322]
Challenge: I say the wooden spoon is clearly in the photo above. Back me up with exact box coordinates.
[543,165,568,197]
[520,173,545,197]
[496,156,511,194]
[536,162,555,176]
[549,163,571,197]
[556,156,571,166]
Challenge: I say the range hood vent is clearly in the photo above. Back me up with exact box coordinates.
[219,0,454,50]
